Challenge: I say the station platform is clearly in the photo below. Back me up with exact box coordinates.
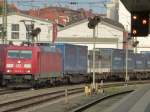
[105,84,150,112]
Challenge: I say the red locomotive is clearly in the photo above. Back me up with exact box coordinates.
[0,44,62,88]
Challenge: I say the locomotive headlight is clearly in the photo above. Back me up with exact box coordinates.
[7,69,12,73]
[6,64,13,68]
[24,64,31,68]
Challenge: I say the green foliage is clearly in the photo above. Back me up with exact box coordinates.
[0,6,2,15]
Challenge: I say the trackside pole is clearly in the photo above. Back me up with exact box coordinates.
[65,89,69,104]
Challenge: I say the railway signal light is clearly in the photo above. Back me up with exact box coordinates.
[31,27,41,37]
[132,41,139,47]
[131,12,149,37]
[88,16,101,29]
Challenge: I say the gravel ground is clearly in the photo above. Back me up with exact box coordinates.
[82,93,128,112]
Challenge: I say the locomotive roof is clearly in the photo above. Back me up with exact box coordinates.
[0,44,59,53]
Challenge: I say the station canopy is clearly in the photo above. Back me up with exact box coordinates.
[121,0,150,12]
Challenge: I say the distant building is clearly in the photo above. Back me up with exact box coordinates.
[107,0,150,52]
[106,0,119,22]
[0,13,53,45]
[106,0,130,31]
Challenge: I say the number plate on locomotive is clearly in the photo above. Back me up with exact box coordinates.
[16,64,21,68]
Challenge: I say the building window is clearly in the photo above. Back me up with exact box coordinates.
[11,24,19,39]
[11,32,19,39]
[12,24,19,31]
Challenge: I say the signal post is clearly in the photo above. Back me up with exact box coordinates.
[88,16,101,91]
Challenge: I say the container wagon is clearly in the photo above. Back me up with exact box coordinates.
[134,53,147,79]
[0,44,62,88]
[55,43,88,83]
[88,48,125,81]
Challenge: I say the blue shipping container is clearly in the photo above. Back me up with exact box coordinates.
[112,49,124,71]
[134,53,146,70]
[55,43,88,75]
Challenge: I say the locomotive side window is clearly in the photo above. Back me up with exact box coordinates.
[20,50,32,59]
[7,50,20,58]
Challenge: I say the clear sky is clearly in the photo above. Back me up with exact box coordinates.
[8,0,110,14]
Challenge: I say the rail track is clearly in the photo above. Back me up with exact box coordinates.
[0,80,149,112]
[0,87,83,112]
[0,89,26,95]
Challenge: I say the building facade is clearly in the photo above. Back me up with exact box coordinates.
[57,17,126,50]
[0,13,53,45]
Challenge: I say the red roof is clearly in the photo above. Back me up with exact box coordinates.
[15,6,101,26]
[27,7,69,26]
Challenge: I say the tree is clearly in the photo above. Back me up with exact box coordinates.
[0,6,2,15]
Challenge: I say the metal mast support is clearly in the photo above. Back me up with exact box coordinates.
[125,40,128,85]
[2,0,7,44]
[92,27,96,90]
[20,20,35,45]
[135,37,137,53]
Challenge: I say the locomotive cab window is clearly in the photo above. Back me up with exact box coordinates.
[7,50,32,59]
[20,50,32,59]
[7,50,20,58]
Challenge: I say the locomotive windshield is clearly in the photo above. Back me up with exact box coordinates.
[20,50,32,59]
[7,50,20,58]
[7,50,32,59]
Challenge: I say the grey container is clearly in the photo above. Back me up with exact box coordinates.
[88,48,124,73]
[142,53,150,70]
[111,49,124,72]
[88,49,102,73]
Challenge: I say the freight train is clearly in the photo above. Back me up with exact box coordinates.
[88,48,150,81]
[0,43,88,88]
[0,43,150,88]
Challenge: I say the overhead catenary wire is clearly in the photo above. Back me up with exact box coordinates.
[8,0,109,13]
